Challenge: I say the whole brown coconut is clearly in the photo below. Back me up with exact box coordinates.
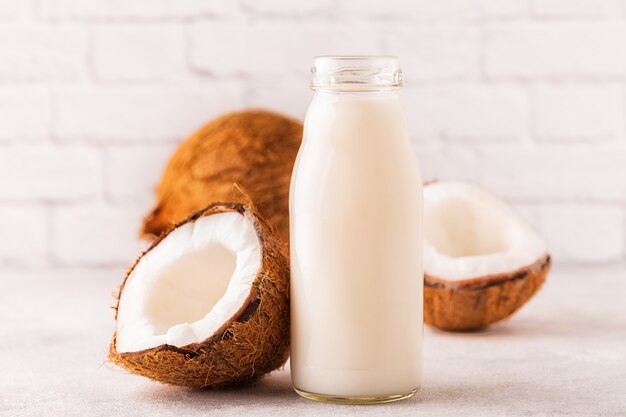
[141,109,303,244]
[109,203,290,388]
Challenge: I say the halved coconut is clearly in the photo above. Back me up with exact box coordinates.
[109,203,290,388]
[423,181,550,331]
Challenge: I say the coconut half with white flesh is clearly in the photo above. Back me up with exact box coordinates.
[423,181,550,331]
[109,203,290,388]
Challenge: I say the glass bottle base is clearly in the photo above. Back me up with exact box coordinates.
[293,386,420,405]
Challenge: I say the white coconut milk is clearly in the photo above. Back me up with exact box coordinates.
[289,57,423,401]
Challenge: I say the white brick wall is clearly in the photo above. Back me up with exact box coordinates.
[0,146,102,202]
[0,87,51,142]
[92,24,186,82]
[40,0,233,20]
[403,84,529,142]
[484,22,626,79]
[51,203,147,266]
[531,84,624,142]
[105,145,175,202]
[189,21,382,76]
[0,207,48,266]
[536,204,624,263]
[384,26,481,82]
[0,0,625,271]
[0,24,88,82]
[54,85,244,142]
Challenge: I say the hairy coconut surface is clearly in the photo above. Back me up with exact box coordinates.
[109,203,290,388]
[424,255,550,331]
[141,110,302,244]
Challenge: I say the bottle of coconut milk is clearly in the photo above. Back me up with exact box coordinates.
[289,56,423,403]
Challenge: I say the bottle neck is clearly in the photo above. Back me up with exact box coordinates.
[310,56,402,93]
[312,89,400,99]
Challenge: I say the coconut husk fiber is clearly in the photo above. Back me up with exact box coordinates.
[109,203,290,388]
[424,255,551,331]
[141,109,303,245]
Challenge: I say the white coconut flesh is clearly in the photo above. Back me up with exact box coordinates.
[115,212,261,353]
[424,181,547,281]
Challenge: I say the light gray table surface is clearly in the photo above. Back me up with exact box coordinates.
[1,264,625,417]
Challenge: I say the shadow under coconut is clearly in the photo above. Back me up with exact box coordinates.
[490,317,623,339]
[425,321,513,338]
[427,319,569,339]
[137,369,296,405]
[427,314,623,342]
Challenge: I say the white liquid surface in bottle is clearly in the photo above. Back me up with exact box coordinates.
[289,91,423,398]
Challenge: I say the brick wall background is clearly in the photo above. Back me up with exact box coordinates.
[1,0,625,273]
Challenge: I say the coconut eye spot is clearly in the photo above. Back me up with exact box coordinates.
[425,198,510,258]
[143,244,237,335]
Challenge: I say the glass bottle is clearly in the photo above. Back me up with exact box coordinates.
[289,56,423,404]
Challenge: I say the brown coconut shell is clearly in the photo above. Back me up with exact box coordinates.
[424,255,551,331]
[109,203,290,388]
[141,109,302,244]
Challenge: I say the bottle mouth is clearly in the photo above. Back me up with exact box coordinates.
[311,56,402,92]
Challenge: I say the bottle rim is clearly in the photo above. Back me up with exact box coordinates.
[311,56,402,92]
